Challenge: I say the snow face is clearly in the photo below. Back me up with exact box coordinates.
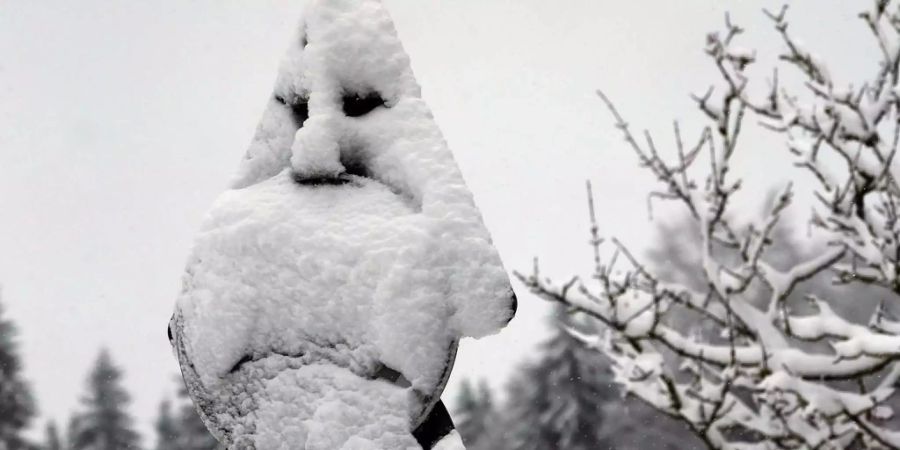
[170,0,516,448]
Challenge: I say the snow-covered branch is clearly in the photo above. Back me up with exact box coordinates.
[522,3,900,448]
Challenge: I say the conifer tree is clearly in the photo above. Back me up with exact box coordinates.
[504,363,548,450]
[453,379,488,448]
[505,307,617,450]
[43,421,63,450]
[0,292,36,450]
[453,379,483,445]
[453,379,506,450]
[69,349,140,450]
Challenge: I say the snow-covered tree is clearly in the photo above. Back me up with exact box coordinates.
[43,421,63,450]
[504,307,618,450]
[0,292,36,450]
[520,2,900,448]
[647,190,887,332]
[69,349,140,450]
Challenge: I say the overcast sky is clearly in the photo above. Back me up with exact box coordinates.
[0,0,869,443]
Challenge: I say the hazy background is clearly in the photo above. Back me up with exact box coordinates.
[0,0,867,441]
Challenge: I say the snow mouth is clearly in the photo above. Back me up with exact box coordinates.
[227,351,412,389]
[289,146,372,187]
[291,172,357,186]
[290,154,422,212]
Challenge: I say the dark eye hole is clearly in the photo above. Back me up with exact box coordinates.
[167,323,173,343]
[342,92,385,117]
[372,362,411,388]
[275,95,309,128]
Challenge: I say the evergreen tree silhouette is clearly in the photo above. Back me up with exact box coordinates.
[69,349,141,450]
[0,292,36,450]
[453,379,498,448]
[504,364,544,450]
[505,306,618,449]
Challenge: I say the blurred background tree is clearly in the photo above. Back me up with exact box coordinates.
[0,292,36,450]
[68,350,140,450]
[41,421,62,450]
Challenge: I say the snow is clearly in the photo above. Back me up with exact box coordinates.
[171,0,515,448]
[725,46,755,65]
[618,292,656,337]
[761,370,894,417]
[430,431,465,450]
[247,365,419,450]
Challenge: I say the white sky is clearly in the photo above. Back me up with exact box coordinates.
[0,0,869,444]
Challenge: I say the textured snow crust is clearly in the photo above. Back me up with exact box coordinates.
[241,364,420,450]
[172,0,515,448]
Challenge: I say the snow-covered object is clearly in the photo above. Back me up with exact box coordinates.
[169,0,516,448]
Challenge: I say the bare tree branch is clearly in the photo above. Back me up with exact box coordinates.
[526,3,900,449]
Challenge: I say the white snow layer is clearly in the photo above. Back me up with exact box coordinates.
[173,0,514,448]
[431,431,466,450]
[249,365,419,450]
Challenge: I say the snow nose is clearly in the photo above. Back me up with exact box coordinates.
[289,89,389,185]
[289,114,345,180]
